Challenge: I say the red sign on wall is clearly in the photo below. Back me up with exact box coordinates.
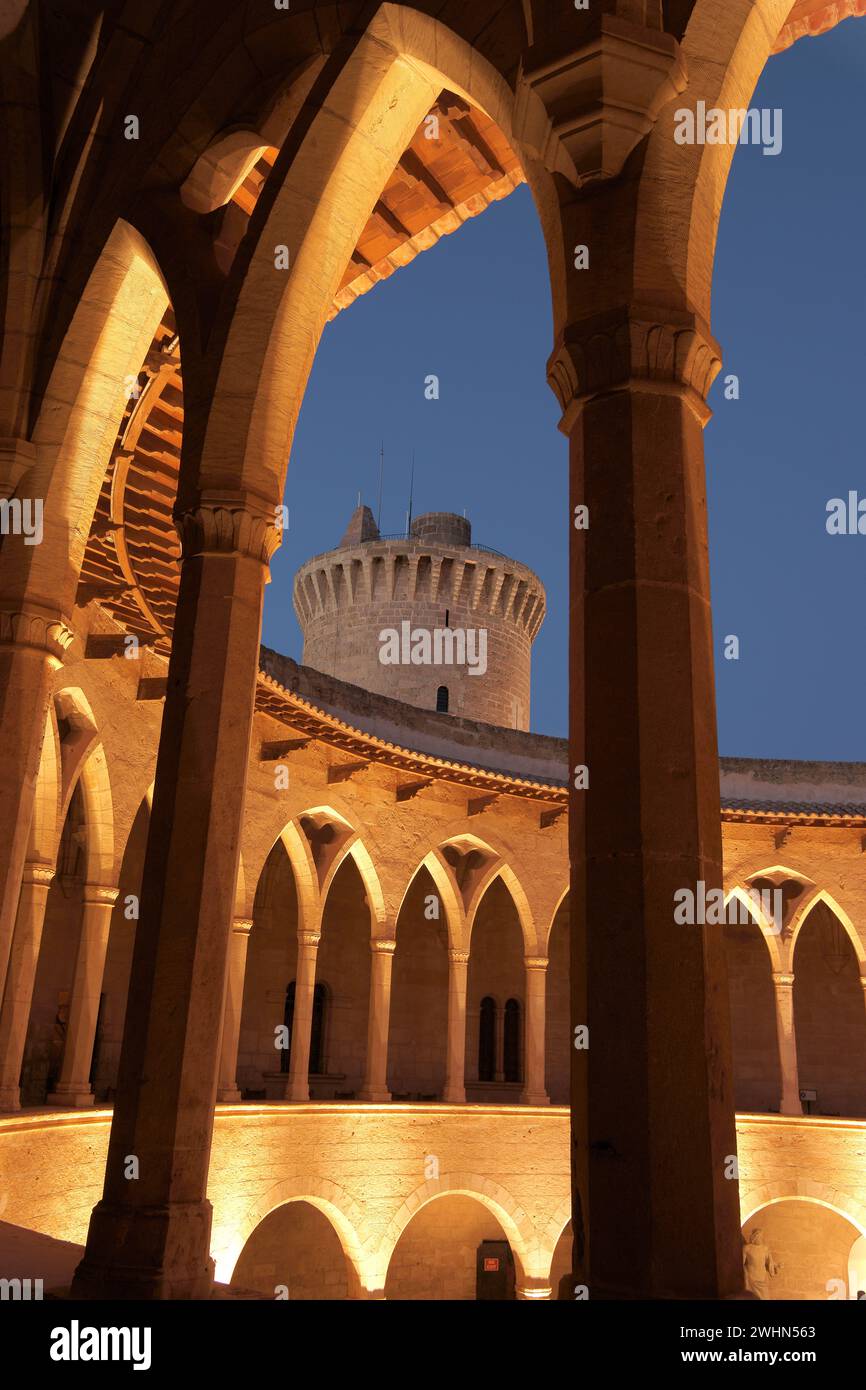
[483,1258,499,1272]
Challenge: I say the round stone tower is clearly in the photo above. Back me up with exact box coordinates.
[293,507,546,730]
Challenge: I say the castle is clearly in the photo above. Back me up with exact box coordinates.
[1,499,865,1299]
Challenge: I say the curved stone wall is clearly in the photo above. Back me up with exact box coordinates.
[2,1106,865,1299]
[293,513,545,730]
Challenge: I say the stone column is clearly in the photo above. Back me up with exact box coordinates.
[72,496,279,1300]
[359,937,396,1103]
[48,885,119,1107]
[494,1004,506,1083]
[521,956,550,1106]
[287,930,321,1102]
[771,972,802,1117]
[0,605,73,1005]
[0,861,55,1110]
[443,948,469,1103]
[216,917,252,1103]
[558,308,742,1299]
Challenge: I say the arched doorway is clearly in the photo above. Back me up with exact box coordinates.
[387,865,448,1100]
[385,1193,516,1300]
[237,841,299,1097]
[231,1201,353,1300]
[315,855,371,1099]
[793,901,866,1117]
[723,905,781,1113]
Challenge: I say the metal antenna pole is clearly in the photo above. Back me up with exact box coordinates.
[406,451,415,536]
[377,442,384,530]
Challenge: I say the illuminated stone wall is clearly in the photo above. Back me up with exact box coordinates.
[2,1107,865,1299]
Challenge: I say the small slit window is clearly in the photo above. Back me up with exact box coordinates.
[478,996,496,1082]
[436,685,449,713]
[504,998,521,1083]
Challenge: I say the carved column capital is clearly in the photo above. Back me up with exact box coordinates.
[448,948,470,966]
[521,16,687,184]
[370,937,397,956]
[232,917,254,937]
[772,971,796,989]
[174,492,281,567]
[83,884,120,907]
[22,861,56,888]
[0,604,75,668]
[524,955,550,972]
[297,931,321,949]
[548,309,722,431]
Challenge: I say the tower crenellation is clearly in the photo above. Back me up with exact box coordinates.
[293,506,546,729]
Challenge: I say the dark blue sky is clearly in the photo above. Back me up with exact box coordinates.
[264,19,865,757]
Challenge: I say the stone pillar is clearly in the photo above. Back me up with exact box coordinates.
[72,496,279,1300]
[558,308,742,1299]
[521,956,550,1106]
[0,605,73,1005]
[772,972,802,1117]
[48,884,119,1107]
[0,861,55,1110]
[494,1003,505,1083]
[287,930,321,1102]
[216,917,252,1104]
[359,937,396,1103]
[443,948,469,1103]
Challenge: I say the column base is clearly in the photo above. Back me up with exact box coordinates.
[47,1087,95,1108]
[0,1085,22,1111]
[442,1085,466,1104]
[71,1199,216,1300]
[358,1088,391,1103]
[520,1090,550,1106]
[216,1088,242,1104]
[517,1281,553,1300]
[780,1095,803,1117]
[263,1073,310,1102]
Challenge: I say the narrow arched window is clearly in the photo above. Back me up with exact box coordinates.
[436,685,449,712]
[281,982,295,1074]
[310,982,327,1075]
[478,996,496,1082]
[504,998,521,1083]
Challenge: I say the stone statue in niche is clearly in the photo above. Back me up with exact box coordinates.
[743,1228,781,1299]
